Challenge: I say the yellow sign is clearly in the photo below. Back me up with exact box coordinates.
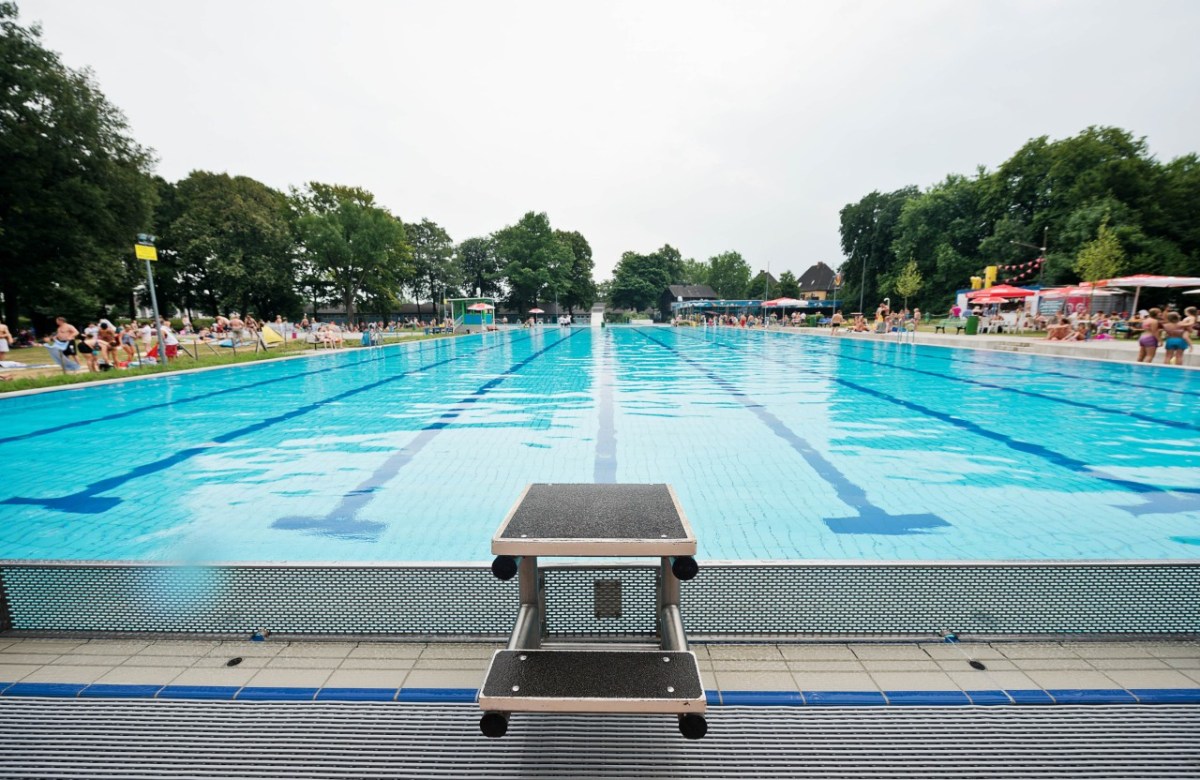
[134,243,158,261]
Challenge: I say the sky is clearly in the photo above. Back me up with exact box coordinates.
[18,0,1200,281]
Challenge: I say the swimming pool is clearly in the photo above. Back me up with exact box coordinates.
[2,327,1197,563]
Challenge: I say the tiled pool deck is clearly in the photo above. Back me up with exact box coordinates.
[2,637,1197,706]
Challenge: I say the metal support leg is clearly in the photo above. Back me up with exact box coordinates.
[659,557,687,652]
[507,556,541,650]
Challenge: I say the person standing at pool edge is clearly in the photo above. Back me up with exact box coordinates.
[1137,308,1161,363]
[1160,312,1191,365]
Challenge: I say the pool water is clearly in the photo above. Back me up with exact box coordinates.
[2,327,1198,562]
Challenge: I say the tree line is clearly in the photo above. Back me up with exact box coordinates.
[837,126,1200,314]
[608,247,802,314]
[0,4,595,329]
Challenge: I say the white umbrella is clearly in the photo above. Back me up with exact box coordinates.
[1101,274,1200,314]
[1184,289,1200,295]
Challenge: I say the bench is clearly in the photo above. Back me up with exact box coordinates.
[480,484,707,740]
[934,317,967,334]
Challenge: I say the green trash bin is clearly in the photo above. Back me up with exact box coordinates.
[964,315,980,335]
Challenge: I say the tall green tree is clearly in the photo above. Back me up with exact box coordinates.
[554,229,597,314]
[406,218,458,317]
[839,187,919,313]
[892,259,924,310]
[610,244,682,312]
[0,3,157,327]
[493,212,572,313]
[1074,216,1125,284]
[159,172,299,318]
[678,258,709,286]
[776,271,800,298]
[458,236,503,298]
[292,183,411,321]
[707,251,752,299]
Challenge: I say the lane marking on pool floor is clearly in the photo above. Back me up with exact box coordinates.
[1,332,542,515]
[0,336,466,448]
[593,328,618,483]
[674,327,1200,518]
[634,328,950,536]
[273,329,584,539]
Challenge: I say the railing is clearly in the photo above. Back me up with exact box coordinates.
[1,559,1196,638]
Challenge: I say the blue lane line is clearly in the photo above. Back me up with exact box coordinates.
[5,681,1196,705]
[0,339,451,447]
[830,340,1200,433]
[677,328,1200,516]
[1,334,534,515]
[593,329,617,483]
[635,328,949,535]
[274,330,581,539]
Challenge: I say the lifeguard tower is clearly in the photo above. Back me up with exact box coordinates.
[448,297,498,333]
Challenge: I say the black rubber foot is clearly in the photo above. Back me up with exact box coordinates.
[480,712,508,738]
[491,556,519,581]
[679,713,707,740]
[671,556,699,581]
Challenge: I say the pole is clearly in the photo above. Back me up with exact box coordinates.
[858,255,867,314]
[144,258,167,367]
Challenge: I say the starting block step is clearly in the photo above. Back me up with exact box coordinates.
[479,649,705,714]
[493,484,696,556]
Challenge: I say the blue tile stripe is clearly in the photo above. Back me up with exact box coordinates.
[1,682,1197,706]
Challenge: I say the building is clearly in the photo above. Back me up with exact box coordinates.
[797,262,838,300]
[660,284,719,319]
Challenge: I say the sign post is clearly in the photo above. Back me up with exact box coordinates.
[135,234,168,366]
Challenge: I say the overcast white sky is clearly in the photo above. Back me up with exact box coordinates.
[20,0,1200,280]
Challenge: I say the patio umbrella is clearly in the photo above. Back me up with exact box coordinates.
[466,302,493,311]
[968,284,1034,300]
[761,297,805,308]
[1184,289,1200,295]
[970,296,1010,305]
[1100,274,1200,314]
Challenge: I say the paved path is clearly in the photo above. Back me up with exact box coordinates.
[2,637,1197,705]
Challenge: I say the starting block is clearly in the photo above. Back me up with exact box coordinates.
[479,483,707,740]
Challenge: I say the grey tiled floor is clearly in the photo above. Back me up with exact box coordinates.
[1,638,1197,693]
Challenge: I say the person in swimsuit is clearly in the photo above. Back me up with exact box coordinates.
[76,332,99,371]
[1137,308,1161,363]
[1161,312,1191,366]
[0,321,11,363]
[829,311,843,334]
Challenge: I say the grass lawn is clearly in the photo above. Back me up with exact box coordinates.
[0,332,452,395]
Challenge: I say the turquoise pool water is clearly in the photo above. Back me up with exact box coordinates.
[2,327,1198,562]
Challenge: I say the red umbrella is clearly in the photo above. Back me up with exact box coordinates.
[466,302,494,311]
[762,297,805,308]
[971,296,1010,305]
[968,284,1034,300]
[528,308,545,314]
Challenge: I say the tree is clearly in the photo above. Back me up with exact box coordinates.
[707,251,752,299]
[494,212,572,313]
[839,187,919,313]
[458,236,503,298]
[776,271,800,298]
[1074,216,1125,284]
[678,258,709,286]
[406,218,458,317]
[748,270,775,300]
[554,230,597,314]
[0,3,157,327]
[610,245,682,313]
[292,183,411,322]
[893,259,924,310]
[159,172,299,318]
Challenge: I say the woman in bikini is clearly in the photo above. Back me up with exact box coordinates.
[1161,312,1192,366]
[1137,308,1161,363]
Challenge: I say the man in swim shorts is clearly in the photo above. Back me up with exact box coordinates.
[830,310,843,335]
[1137,308,1161,363]
[52,317,78,355]
[1161,312,1191,366]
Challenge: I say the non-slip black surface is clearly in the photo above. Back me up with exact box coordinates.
[502,484,686,541]
[482,650,703,700]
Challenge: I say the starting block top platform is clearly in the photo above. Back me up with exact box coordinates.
[479,649,705,714]
[492,483,696,556]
